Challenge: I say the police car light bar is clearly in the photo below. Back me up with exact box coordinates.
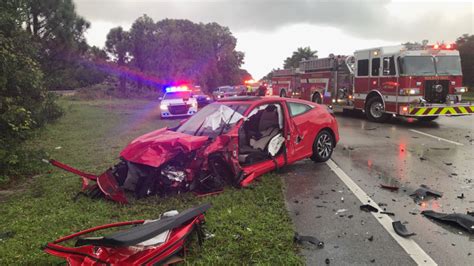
[165,85,189,93]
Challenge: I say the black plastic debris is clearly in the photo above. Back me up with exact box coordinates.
[325,258,330,264]
[421,210,474,234]
[410,185,443,202]
[294,233,324,248]
[392,221,416,237]
[380,184,399,191]
[360,204,378,213]
[419,156,427,161]
[457,193,465,199]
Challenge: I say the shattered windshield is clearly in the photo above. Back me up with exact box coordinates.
[399,56,436,76]
[176,103,249,137]
[435,56,462,75]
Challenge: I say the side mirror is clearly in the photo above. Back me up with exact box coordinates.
[158,96,163,101]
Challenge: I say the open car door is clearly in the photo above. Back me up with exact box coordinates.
[237,101,290,186]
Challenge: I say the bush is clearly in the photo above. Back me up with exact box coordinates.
[72,78,159,100]
[0,7,63,183]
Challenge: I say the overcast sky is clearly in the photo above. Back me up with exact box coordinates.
[75,0,473,79]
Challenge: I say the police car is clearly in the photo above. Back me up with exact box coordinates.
[160,86,198,119]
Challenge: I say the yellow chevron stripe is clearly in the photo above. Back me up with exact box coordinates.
[428,108,438,115]
[439,108,449,115]
[415,108,426,116]
[459,107,468,114]
[470,106,474,112]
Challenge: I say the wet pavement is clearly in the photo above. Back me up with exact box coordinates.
[283,113,474,265]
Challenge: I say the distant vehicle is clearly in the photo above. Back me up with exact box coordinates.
[159,86,198,119]
[191,87,212,108]
[212,85,246,99]
[271,43,473,122]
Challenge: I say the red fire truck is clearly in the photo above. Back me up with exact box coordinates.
[270,44,473,122]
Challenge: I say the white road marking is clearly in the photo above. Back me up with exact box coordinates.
[326,159,437,265]
[409,129,464,146]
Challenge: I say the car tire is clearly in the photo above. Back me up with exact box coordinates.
[417,116,438,122]
[311,129,334,163]
[365,97,391,123]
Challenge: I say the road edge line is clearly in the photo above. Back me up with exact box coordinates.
[409,129,463,146]
[326,159,437,265]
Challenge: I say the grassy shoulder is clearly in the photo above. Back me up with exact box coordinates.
[462,90,474,101]
[0,98,302,264]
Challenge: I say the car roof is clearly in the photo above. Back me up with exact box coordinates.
[217,96,318,107]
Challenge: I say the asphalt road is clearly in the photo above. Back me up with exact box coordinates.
[283,113,474,265]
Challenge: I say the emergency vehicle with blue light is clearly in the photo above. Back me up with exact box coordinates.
[159,85,198,119]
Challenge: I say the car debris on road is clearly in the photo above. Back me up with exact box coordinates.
[410,184,443,202]
[392,221,416,238]
[422,210,474,234]
[360,204,378,213]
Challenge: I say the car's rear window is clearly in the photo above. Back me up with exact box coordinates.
[287,102,313,117]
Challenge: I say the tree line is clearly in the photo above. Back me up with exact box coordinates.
[0,0,249,180]
[104,15,250,95]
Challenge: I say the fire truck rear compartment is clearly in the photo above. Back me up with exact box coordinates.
[424,80,449,104]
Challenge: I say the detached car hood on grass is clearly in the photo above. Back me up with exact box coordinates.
[120,128,209,168]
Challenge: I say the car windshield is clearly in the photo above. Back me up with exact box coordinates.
[399,56,436,75]
[435,56,462,75]
[176,102,249,138]
[164,91,191,100]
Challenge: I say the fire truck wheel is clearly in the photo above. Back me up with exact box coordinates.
[365,97,390,123]
[311,129,334,163]
[312,93,322,104]
[280,90,287,98]
[417,116,439,122]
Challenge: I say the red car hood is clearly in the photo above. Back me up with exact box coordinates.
[120,128,209,167]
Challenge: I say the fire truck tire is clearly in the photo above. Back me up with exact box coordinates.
[365,97,391,123]
[417,116,439,122]
[280,90,287,98]
[311,129,334,162]
[312,92,322,104]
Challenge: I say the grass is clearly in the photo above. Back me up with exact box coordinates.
[462,90,474,101]
[0,98,302,265]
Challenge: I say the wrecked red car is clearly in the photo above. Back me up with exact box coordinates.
[50,96,339,203]
[43,203,210,265]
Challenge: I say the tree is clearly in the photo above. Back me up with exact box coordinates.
[23,0,91,90]
[261,69,276,81]
[129,15,157,90]
[284,47,318,69]
[1,0,62,176]
[456,34,474,87]
[106,27,130,93]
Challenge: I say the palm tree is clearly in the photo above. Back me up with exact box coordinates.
[283,46,318,69]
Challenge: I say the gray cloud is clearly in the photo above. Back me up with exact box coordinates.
[75,0,473,42]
